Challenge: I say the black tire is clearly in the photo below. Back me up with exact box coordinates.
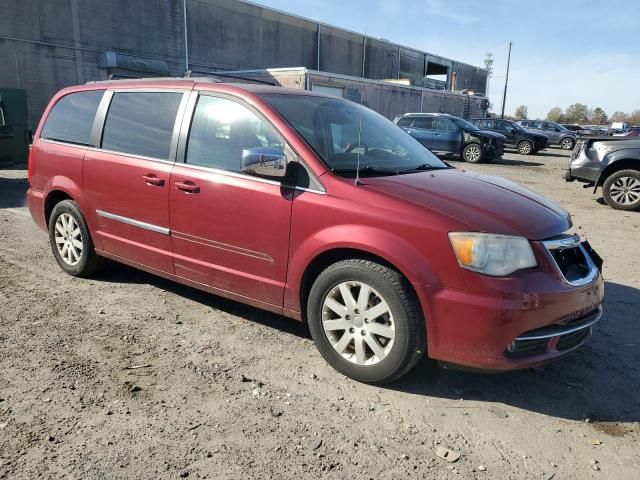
[48,200,103,277]
[602,169,640,211]
[462,143,484,163]
[307,259,426,384]
[560,137,575,150]
[517,140,534,155]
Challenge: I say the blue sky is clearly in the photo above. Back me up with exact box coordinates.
[253,0,640,119]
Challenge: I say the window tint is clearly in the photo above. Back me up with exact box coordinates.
[101,92,183,159]
[186,95,284,172]
[396,117,413,127]
[41,90,103,145]
[413,117,435,129]
[434,117,457,132]
[495,121,511,131]
[532,121,544,129]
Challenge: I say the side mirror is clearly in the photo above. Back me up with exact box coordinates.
[511,128,518,134]
[241,147,288,180]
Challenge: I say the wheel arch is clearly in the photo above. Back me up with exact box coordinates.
[594,157,640,192]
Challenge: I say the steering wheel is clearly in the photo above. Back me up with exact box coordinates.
[345,141,369,155]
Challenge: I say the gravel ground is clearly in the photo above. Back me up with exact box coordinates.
[0,148,639,480]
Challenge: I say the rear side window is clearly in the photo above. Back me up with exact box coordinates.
[396,117,413,127]
[102,92,183,160]
[41,90,104,145]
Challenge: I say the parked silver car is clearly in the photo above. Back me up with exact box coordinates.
[518,120,576,150]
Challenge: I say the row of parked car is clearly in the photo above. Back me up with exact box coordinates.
[393,111,640,212]
[393,113,576,163]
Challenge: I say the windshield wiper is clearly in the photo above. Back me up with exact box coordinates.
[331,166,399,176]
[397,164,450,174]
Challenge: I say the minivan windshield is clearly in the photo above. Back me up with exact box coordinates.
[259,94,448,177]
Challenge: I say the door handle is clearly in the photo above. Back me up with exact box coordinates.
[142,174,165,187]
[175,181,200,194]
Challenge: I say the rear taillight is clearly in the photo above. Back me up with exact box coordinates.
[27,145,34,185]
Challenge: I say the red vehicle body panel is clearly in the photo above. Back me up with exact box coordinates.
[26,79,605,371]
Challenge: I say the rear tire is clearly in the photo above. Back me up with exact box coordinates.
[307,259,426,384]
[517,140,534,155]
[560,137,575,150]
[602,169,640,211]
[48,200,103,277]
[462,143,484,163]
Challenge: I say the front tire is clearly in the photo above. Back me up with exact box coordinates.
[602,169,640,211]
[307,259,426,384]
[560,137,575,150]
[517,140,534,155]
[48,200,103,277]
[462,143,484,163]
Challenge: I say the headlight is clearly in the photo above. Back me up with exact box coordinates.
[448,232,537,276]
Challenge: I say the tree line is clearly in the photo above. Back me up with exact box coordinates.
[507,104,640,125]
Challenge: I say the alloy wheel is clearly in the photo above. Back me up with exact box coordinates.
[561,138,574,150]
[54,213,83,266]
[465,145,481,162]
[321,281,395,366]
[609,176,640,206]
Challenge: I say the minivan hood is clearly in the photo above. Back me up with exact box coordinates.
[364,169,571,240]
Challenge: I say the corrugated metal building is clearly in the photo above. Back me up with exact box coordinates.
[1,0,488,127]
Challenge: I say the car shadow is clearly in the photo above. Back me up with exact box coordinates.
[490,157,544,167]
[391,280,640,424]
[0,177,28,209]
[94,261,639,423]
[531,150,569,158]
[92,261,310,340]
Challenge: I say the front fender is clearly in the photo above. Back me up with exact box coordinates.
[284,224,457,315]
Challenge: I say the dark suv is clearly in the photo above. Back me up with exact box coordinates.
[518,120,576,150]
[394,113,505,163]
[471,118,548,155]
[565,137,640,210]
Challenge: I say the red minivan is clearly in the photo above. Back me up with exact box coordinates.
[27,78,604,383]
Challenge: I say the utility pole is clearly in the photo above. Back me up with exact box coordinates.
[500,42,512,119]
[183,0,189,72]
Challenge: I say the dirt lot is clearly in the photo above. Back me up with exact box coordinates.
[1,148,639,480]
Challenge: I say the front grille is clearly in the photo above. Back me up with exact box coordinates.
[549,246,590,283]
[504,307,602,359]
[542,234,597,286]
[556,328,590,351]
[571,139,586,160]
[505,338,548,358]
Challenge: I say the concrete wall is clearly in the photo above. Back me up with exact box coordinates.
[1,0,488,127]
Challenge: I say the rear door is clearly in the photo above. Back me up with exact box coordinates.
[83,89,188,273]
[168,92,294,307]
[410,116,435,149]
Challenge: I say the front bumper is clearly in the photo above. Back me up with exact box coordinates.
[414,241,604,371]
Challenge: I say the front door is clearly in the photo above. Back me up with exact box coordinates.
[495,120,517,146]
[83,90,186,273]
[432,117,462,154]
[169,93,293,307]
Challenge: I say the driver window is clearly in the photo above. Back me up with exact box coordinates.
[186,95,284,172]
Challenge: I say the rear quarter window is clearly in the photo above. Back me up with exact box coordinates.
[41,90,104,145]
